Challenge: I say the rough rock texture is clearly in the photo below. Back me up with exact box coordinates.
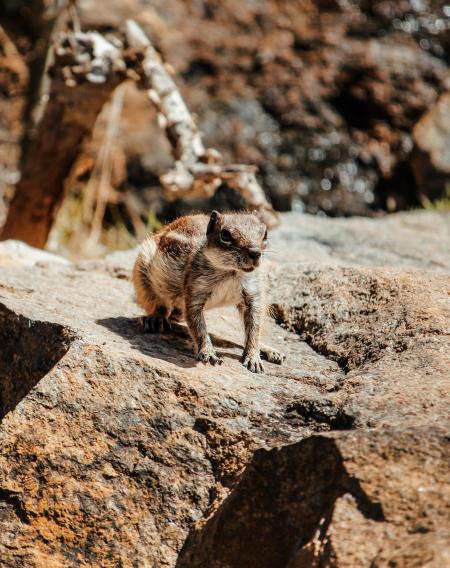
[76,0,450,214]
[179,430,450,568]
[0,210,449,567]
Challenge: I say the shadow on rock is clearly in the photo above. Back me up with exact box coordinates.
[96,316,243,370]
[177,435,384,568]
[0,304,72,421]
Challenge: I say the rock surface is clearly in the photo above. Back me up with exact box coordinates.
[0,211,449,567]
[0,240,70,267]
[270,210,450,270]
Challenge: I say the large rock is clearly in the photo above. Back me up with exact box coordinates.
[414,92,450,176]
[270,209,450,270]
[0,211,449,566]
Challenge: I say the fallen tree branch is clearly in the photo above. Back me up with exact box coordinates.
[124,20,279,228]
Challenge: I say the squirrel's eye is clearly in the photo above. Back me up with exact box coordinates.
[220,229,232,244]
[263,228,268,240]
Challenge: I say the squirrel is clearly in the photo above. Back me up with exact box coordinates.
[132,210,285,373]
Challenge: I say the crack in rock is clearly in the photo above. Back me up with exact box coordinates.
[284,398,355,431]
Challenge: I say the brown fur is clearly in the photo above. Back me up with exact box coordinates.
[132,211,285,373]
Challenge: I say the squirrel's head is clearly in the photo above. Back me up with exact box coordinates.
[205,210,268,272]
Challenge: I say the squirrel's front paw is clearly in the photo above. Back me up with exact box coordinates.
[261,346,286,365]
[197,347,223,366]
[242,352,265,374]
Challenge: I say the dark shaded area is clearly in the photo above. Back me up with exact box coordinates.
[96,315,242,369]
[375,160,421,212]
[160,183,248,225]
[271,301,351,371]
[285,399,355,431]
[177,436,384,568]
[0,487,29,524]
[0,304,72,420]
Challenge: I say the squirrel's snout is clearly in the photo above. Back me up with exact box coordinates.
[248,247,262,261]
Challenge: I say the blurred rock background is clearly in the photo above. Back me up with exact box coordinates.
[0,0,449,258]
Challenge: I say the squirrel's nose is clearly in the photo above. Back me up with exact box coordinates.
[248,247,262,260]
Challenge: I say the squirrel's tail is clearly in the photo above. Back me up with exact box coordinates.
[132,237,158,315]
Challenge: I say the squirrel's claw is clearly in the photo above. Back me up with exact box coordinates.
[197,348,223,366]
[141,315,172,333]
[260,347,286,365]
[242,353,265,374]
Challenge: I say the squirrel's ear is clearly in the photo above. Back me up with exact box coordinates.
[207,210,220,234]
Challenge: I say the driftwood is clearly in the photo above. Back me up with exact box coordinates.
[124,20,279,228]
[1,18,278,248]
[0,31,126,247]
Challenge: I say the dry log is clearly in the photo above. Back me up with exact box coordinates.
[124,20,279,228]
[0,30,126,248]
